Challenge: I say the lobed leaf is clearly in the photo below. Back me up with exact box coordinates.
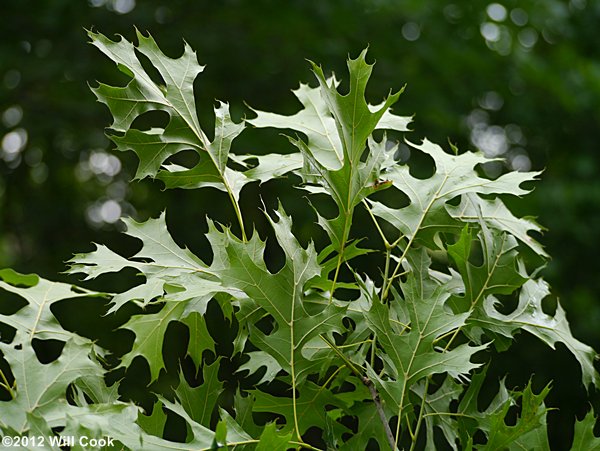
[571,410,600,450]
[448,193,547,258]
[250,49,411,262]
[175,358,223,429]
[484,278,600,389]
[67,212,216,313]
[89,30,300,208]
[0,274,105,344]
[448,225,527,313]
[0,337,104,433]
[364,249,486,419]
[370,138,542,247]
[214,206,345,385]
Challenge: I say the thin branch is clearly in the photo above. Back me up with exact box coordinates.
[320,334,364,378]
[380,247,391,300]
[321,335,398,451]
[370,335,377,369]
[362,199,390,248]
[363,376,399,451]
[408,378,429,451]
[328,211,353,303]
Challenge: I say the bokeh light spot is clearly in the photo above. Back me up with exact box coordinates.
[480,22,501,42]
[100,200,122,223]
[479,91,504,111]
[2,106,23,128]
[510,8,528,26]
[487,3,507,22]
[402,22,421,41]
[3,70,21,89]
[518,28,538,49]
[30,163,49,184]
[2,129,28,161]
[511,154,531,172]
[89,151,122,177]
[113,0,135,14]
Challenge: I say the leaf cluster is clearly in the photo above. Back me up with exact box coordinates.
[1,30,599,450]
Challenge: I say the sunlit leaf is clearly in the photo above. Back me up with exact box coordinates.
[0,275,104,344]
[484,278,600,389]
[0,337,103,433]
[370,138,541,246]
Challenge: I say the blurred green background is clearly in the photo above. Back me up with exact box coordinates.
[1,0,600,448]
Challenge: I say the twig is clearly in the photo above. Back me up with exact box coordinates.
[363,376,399,451]
[321,335,398,450]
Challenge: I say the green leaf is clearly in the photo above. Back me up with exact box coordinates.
[240,153,304,183]
[214,206,345,385]
[251,50,409,265]
[457,373,550,450]
[120,301,214,382]
[70,214,222,381]
[112,117,201,180]
[89,29,202,131]
[370,139,541,245]
[250,74,409,170]
[81,398,216,451]
[571,410,600,450]
[310,50,404,167]
[412,376,463,450]
[237,351,282,385]
[233,390,262,439]
[0,269,39,287]
[217,408,254,447]
[447,193,548,258]
[58,400,216,451]
[68,212,217,313]
[296,130,396,250]
[159,398,215,449]
[482,382,550,450]
[484,278,600,389]
[256,422,293,451]
[181,311,214,369]
[88,29,253,239]
[0,337,103,433]
[0,275,104,345]
[61,403,142,450]
[72,364,120,405]
[249,80,344,168]
[137,401,167,437]
[114,271,222,381]
[89,29,205,174]
[25,412,62,451]
[90,30,300,212]
[121,212,205,269]
[448,225,527,312]
[251,381,347,437]
[176,358,223,428]
[364,249,486,414]
[342,405,388,450]
[154,100,242,187]
[66,243,137,279]
[318,239,373,274]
